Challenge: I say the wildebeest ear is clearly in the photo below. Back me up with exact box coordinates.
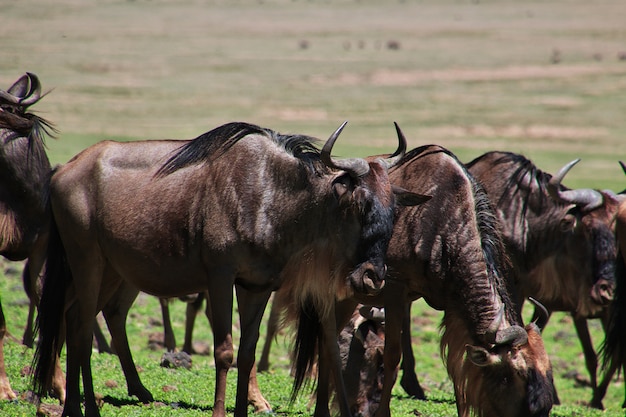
[332,172,354,202]
[466,345,502,367]
[393,185,431,207]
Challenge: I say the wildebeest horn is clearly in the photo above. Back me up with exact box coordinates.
[529,296,549,331]
[620,161,626,175]
[19,73,42,106]
[321,121,370,177]
[358,305,385,322]
[547,159,603,211]
[378,122,408,169]
[484,305,528,347]
[0,72,42,107]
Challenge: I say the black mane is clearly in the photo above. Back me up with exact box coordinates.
[395,144,458,169]
[156,122,324,177]
[466,151,554,224]
[469,172,517,322]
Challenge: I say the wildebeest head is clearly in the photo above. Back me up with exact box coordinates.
[336,305,387,417]
[461,300,554,417]
[546,159,621,309]
[321,122,430,296]
[466,152,621,316]
[0,72,55,259]
[465,323,554,417]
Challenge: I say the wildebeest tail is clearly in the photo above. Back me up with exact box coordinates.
[290,298,320,403]
[32,214,70,397]
[601,248,626,372]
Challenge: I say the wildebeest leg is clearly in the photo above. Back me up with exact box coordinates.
[22,234,47,348]
[92,319,113,354]
[257,294,280,372]
[374,280,406,417]
[233,286,272,416]
[592,361,616,409]
[314,347,331,417]
[23,297,36,348]
[207,279,235,417]
[21,260,37,348]
[399,301,426,399]
[0,299,16,400]
[182,292,206,354]
[312,299,355,417]
[63,299,97,417]
[570,316,595,405]
[52,355,66,405]
[592,311,618,409]
[203,291,271,413]
[159,298,177,352]
[101,282,153,403]
[316,299,357,417]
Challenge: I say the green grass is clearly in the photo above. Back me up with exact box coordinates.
[0,260,624,416]
[1,0,626,415]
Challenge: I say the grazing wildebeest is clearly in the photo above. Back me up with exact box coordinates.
[33,121,425,417]
[468,152,623,408]
[337,305,386,417]
[396,151,623,408]
[0,72,65,402]
[284,136,555,417]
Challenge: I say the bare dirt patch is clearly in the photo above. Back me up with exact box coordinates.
[311,64,626,87]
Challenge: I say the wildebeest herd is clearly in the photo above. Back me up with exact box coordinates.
[1,72,625,417]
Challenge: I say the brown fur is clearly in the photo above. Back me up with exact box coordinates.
[0,208,20,254]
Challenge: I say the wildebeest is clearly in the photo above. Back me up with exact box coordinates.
[468,152,622,408]
[283,137,555,417]
[0,72,65,402]
[33,121,426,417]
[396,151,623,408]
[337,305,387,417]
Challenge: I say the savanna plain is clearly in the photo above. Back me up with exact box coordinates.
[1,0,626,416]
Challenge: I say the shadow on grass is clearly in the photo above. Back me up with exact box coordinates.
[101,395,213,412]
[393,393,456,405]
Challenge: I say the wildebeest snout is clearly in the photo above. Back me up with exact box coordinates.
[351,262,386,295]
[590,278,614,305]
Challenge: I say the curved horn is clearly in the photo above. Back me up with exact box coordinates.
[359,305,386,322]
[547,159,603,211]
[494,326,529,347]
[484,304,528,347]
[529,296,549,331]
[378,122,408,169]
[320,121,370,177]
[0,73,42,106]
[620,161,626,175]
[19,73,42,107]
